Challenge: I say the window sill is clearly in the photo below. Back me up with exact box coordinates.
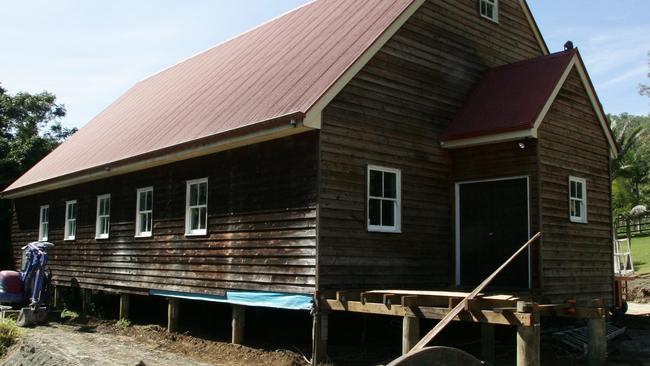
[367,227,402,234]
[134,234,152,238]
[570,218,588,224]
[95,236,110,240]
[479,15,499,24]
[185,232,207,237]
[64,237,75,241]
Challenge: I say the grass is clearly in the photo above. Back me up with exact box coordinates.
[0,318,23,356]
[631,235,650,275]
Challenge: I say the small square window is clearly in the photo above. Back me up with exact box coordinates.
[367,165,401,233]
[39,205,49,241]
[64,200,77,240]
[186,178,208,236]
[569,177,587,223]
[96,194,111,239]
[135,187,153,237]
[479,0,499,23]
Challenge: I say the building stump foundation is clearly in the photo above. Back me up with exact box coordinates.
[231,304,245,344]
[167,298,179,333]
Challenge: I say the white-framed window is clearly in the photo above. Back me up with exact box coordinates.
[479,0,499,23]
[185,178,208,236]
[38,205,49,241]
[135,187,153,237]
[64,200,77,240]
[367,165,401,233]
[569,176,587,223]
[95,194,111,239]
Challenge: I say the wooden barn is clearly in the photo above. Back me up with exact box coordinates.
[2,0,618,364]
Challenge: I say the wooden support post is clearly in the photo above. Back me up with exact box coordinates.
[167,298,179,333]
[312,311,329,365]
[81,289,91,315]
[588,315,607,366]
[231,305,245,344]
[53,286,62,309]
[119,294,130,320]
[402,316,420,354]
[516,321,540,366]
[481,323,495,365]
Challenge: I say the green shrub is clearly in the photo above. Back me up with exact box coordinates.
[115,318,131,329]
[0,318,23,355]
[60,308,80,321]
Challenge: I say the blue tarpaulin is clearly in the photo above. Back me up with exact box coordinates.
[149,289,313,311]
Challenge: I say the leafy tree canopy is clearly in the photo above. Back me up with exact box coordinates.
[610,113,650,216]
[0,83,76,189]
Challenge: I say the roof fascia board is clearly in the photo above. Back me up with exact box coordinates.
[531,56,577,131]
[303,0,426,129]
[440,129,533,149]
[572,57,618,158]
[518,0,549,55]
[530,54,617,158]
[3,123,312,199]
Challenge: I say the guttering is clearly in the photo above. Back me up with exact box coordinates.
[2,113,309,199]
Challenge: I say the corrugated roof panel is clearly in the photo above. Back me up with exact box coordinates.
[6,0,415,193]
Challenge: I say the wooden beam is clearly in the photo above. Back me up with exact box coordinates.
[411,233,541,352]
[231,305,245,345]
[401,295,449,308]
[587,315,607,366]
[517,321,540,366]
[539,306,605,319]
[323,299,533,326]
[335,290,360,302]
[402,316,420,354]
[119,294,130,320]
[481,323,496,365]
[167,298,179,333]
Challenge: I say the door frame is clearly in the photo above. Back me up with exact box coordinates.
[454,175,531,288]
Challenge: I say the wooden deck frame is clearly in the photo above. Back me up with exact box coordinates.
[317,290,607,366]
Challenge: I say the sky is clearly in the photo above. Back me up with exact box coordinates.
[1,0,648,130]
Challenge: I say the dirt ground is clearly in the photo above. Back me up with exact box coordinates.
[4,314,650,366]
[628,274,650,303]
[0,320,308,366]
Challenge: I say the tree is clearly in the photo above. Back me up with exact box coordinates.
[610,113,650,217]
[0,83,76,269]
[641,52,650,99]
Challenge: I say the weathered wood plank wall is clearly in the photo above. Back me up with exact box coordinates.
[10,132,318,295]
[317,0,544,290]
[538,69,614,305]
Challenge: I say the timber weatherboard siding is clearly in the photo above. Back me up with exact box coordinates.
[537,69,614,305]
[316,0,544,290]
[10,133,318,295]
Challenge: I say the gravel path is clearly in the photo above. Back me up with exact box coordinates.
[2,323,213,366]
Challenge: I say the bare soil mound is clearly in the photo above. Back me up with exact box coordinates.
[1,320,308,366]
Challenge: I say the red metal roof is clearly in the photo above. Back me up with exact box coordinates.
[5,0,415,194]
[440,49,577,142]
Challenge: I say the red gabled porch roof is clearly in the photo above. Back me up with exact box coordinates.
[440,49,617,157]
[440,50,577,142]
